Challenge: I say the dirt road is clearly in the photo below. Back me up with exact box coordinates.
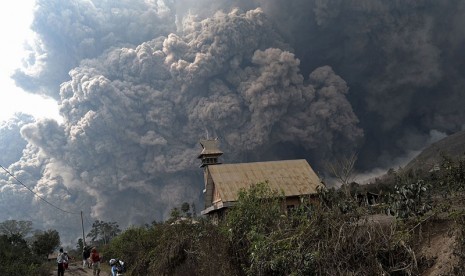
[49,261,96,276]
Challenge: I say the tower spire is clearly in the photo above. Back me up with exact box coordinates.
[198,138,223,168]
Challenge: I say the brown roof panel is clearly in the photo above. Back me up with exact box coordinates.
[198,139,223,157]
[207,159,323,202]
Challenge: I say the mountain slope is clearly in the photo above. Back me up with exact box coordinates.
[404,129,465,173]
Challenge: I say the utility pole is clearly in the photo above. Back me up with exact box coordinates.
[81,211,86,247]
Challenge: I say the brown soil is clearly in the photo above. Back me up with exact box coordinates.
[418,219,458,276]
[50,261,95,276]
[362,212,460,275]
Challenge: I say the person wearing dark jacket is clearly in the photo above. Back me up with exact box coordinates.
[83,246,91,268]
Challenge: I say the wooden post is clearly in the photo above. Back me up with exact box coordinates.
[81,211,86,247]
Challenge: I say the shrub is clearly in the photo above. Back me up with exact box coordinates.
[387,180,433,219]
[0,234,47,276]
[103,221,237,276]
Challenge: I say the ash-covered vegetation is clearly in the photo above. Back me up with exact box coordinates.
[2,154,465,275]
[100,154,465,275]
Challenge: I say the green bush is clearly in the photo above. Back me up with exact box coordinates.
[103,221,237,276]
[222,182,421,275]
[102,179,452,275]
[387,180,433,219]
[0,234,48,276]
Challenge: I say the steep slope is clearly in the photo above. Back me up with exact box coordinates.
[404,129,465,173]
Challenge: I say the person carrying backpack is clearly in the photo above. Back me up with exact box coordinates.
[83,246,91,268]
[109,258,126,276]
[57,248,69,276]
[90,247,101,276]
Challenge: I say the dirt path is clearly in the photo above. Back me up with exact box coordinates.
[66,263,95,276]
[49,261,95,276]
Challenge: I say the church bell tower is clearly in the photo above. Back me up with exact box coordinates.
[198,138,223,168]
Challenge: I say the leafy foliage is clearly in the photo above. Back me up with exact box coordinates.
[87,220,121,245]
[222,182,421,275]
[31,229,60,259]
[222,182,290,275]
[225,182,284,230]
[103,222,237,276]
[168,207,181,223]
[387,180,433,219]
[181,202,191,216]
[317,186,361,215]
[100,156,465,275]
[437,154,465,193]
[167,202,196,224]
[0,233,51,276]
[76,238,84,252]
[100,181,427,275]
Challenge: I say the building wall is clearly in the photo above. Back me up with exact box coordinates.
[203,169,214,208]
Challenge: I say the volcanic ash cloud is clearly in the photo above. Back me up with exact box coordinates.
[14,8,362,226]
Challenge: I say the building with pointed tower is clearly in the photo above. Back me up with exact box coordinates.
[198,138,324,222]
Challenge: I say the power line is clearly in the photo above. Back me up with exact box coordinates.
[0,164,80,215]
[1,165,90,246]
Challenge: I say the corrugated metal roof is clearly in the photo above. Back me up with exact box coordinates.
[207,159,323,202]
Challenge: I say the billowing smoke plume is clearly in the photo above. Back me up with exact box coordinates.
[2,2,362,244]
[249,0,465,168]
[0,114,33,167]
[176,0,465,168]
[12,0,176,99]
[3,0,465,243]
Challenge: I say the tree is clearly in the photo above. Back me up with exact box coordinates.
[87,220,121,245]
[181,202,192,218]
[31,229,60,259]
[167,207,181,224]
[223,182,290,274]
[0,220,33,237]
[0,233,40,275]
[168,203,195,223]
[77,238,84,252]
[191,202,197,218]
[325,153,358,196]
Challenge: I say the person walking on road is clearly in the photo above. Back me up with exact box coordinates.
[90,247,101,276]
[83,246,91,268]
[57,248,69,276]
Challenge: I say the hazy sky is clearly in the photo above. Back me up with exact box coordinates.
[0,0,60,122]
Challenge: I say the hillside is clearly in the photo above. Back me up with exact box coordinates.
[362,129,465,192]
[404,129,465,173]
[359,130,465,275]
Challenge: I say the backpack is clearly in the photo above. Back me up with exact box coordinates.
[115,260,126,272]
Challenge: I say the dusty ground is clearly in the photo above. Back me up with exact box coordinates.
[49,260,107,276]
[414,217,459,276]
[361,212,460,275]
[417,193,465,275]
